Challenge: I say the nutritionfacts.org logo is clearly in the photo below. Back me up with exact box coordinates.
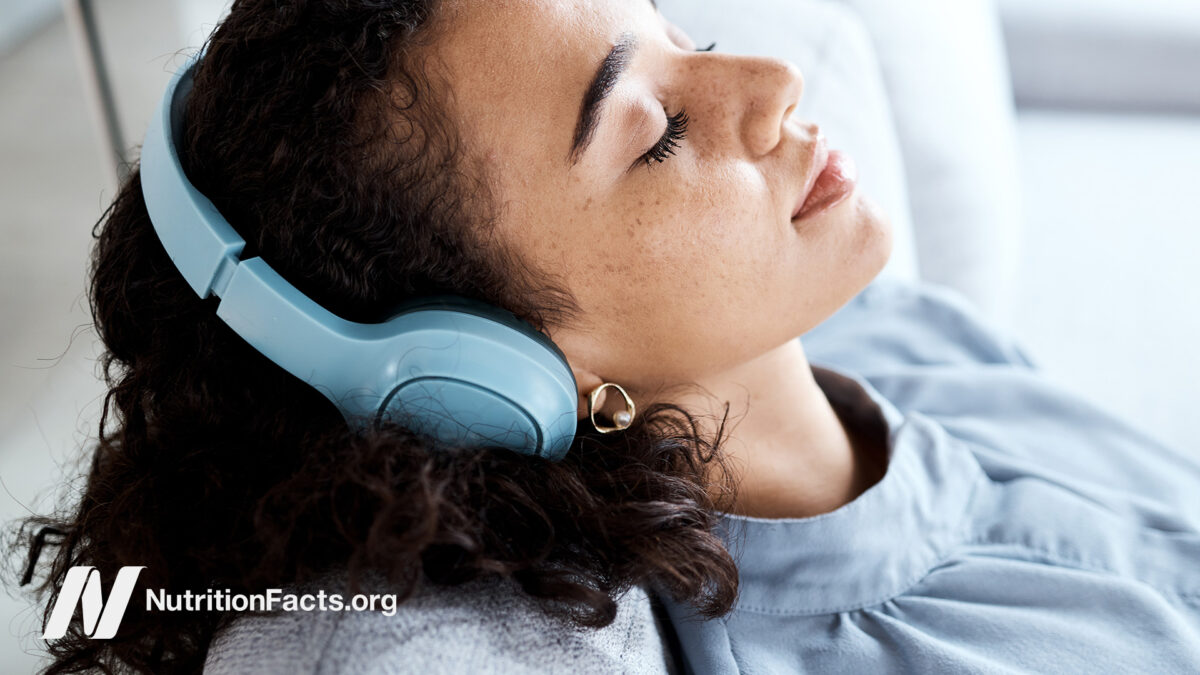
[42,566,145,640]
[41,566,402,640]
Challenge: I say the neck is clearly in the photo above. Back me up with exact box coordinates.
[674,339,873,519]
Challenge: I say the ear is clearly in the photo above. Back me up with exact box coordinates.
[570,364,605,419]
[546,326,621,419]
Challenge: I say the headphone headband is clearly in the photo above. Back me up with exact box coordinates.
[139,54,578,459]
[141,61,244,299]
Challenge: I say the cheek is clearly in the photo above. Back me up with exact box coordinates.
[630,164,771,261]
[619,193,767,309]
[598,177,788,352]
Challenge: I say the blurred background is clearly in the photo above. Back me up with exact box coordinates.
[2,0,1198,670]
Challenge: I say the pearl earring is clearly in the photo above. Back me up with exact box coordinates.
[587,382,636,433]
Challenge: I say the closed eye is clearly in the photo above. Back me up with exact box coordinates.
[632,108,689,170]
[627,42,713,171]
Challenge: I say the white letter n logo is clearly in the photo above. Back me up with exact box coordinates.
[42,566,145,640]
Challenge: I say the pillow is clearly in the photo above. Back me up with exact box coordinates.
[656,0,920,285]
[822,0,1024,323]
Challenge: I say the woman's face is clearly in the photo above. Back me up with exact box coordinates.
[430,0,892,397]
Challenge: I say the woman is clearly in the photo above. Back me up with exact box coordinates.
[14,0,1200,673]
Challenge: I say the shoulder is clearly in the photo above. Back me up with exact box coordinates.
[804,279,1037,373]
[203,573,673,675]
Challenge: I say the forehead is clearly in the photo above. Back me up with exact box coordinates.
[429,0,657,166]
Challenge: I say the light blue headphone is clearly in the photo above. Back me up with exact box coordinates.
[139,56,579,460]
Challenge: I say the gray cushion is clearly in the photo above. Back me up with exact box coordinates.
[1001,0,1200,114]
[823,0,1024,323]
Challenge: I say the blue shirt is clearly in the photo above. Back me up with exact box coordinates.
[662,280,1200,674]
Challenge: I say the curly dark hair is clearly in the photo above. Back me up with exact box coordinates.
[8,0,739,672]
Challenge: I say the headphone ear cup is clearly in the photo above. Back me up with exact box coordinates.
[380,378,545,453]
[383,294,572,366]
[369,302,578,460]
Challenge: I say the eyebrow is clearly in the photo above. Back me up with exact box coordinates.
[568,32,639,166]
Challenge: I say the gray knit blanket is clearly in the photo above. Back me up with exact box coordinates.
[202,572,677,674]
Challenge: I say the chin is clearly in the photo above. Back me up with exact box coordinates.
[851,192,893,288]
[790,193,893,338]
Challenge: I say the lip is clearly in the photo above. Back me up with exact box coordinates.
[790,142,857,222]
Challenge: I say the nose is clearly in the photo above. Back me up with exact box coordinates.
[729,56,805,157]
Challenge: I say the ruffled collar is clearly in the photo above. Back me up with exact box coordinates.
[716,364,985,615]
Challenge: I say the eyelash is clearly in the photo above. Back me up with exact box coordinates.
[636,109,689,169]
[631,43,713,170]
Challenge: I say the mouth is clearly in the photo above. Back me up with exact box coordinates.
[790,137,857,223]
